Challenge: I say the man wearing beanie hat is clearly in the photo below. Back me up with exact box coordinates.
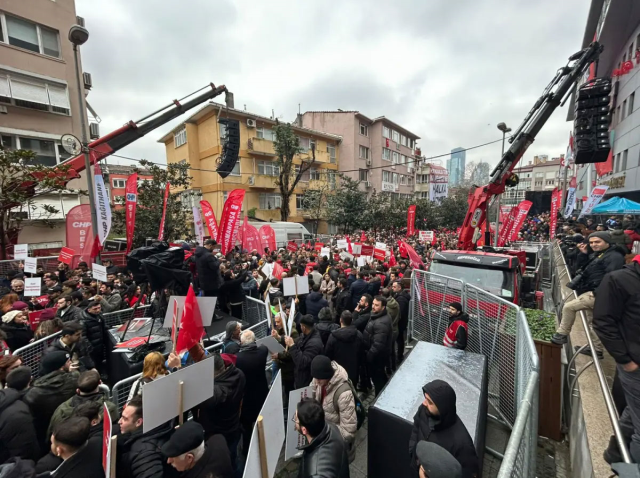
[443,302,469,351]
[408,379,478,478]
[161,421,233,477]
[284,314,324,389]
[310,355,358,462]
[415,441,462,478]
[25,351,78,448]
[552,231,625,359]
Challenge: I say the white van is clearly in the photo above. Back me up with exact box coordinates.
[248,221,314,248]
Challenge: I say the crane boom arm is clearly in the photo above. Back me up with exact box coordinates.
[457,42,603,250]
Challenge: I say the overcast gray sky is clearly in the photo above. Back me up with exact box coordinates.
[76,0,590,170]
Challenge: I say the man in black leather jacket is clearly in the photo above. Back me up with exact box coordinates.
[295,398,350,478]
[551,232,625,359]
[80,301,108,375]
[364,296,392,396]
[195,240,222,296]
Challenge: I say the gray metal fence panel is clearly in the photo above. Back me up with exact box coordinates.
[103,304,151,329]
[111,373,141,413]
[14,331,62,378]
[243,295,269,329]
[0,256,60,277]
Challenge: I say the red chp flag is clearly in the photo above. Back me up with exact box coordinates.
[65,205,93,266]
[498,206,518,247]
[158,182,171,241]
[176,285,204,354]
[389,247,396,267]
[407,205,417,236]
[507,200,533,242]
[398,241,408,258]
[287,241,298,252]
[218,189,245,255]
[242,218,261,253]
[272,261,284,280]
[400,240,424,269]
[125,173,138,252]
[549,188,561,239]
[199,200,219,242]
[259,225,277,252]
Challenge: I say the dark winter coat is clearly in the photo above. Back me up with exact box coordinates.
[349,279,369,310]
[274,326,298,385]
[363,309,392,364]
[575,246,626,294]
[80,309,108,360]
[289,327,324,389]
[367,278,381,297]
[41,338,94,374]
[395,290,411,328]
[0,458,37,477]
[219,271,249,305]
[235,343,269,423]
[297,422,350,478]
[0,388,39,463]
[47,440,105,478]
[609,229,633,253]
[195,364,246,440]
[55,305,83,323]
[334,288,352,320]
[0,322,33,352]
[325,326,363,385]
[24,370,79,448]
[117,422,175,478]
[408,382,479,478]
[195,247,222,292]
[47,390,118,439]
[182,435,234,478]
[352,306,371,333]
[594,261,640,366]
[316,311,339,346]
[306,292,329,322]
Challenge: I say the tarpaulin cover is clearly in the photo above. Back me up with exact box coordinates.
[591,196,640,214]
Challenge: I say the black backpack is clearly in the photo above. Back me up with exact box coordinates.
[333,379,366,430]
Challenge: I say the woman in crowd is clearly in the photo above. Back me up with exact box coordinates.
[0,293,18,315]
[33,317,63,341]
[0,309,33,351]
[127,351,169,400]
[320,273,336,308]
[0,354,22,388]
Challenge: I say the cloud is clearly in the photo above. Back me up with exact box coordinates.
[76,0,590,170]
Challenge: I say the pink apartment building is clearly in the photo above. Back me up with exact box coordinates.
[300,111,420,198]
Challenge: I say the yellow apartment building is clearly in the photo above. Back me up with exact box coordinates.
[157,103,341,234]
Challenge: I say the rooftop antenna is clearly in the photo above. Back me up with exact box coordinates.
[272,109,274,119]
[298,103,301,114]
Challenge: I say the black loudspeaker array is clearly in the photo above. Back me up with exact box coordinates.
[574,77,612,164]
[216,118,241,178]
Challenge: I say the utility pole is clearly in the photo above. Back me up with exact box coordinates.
[495,123,512,246]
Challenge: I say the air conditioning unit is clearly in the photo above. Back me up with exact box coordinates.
[89,123,100,139]
[366,159,372,167]
[364,181,371,188]
[248,176,255,185]
[246,118,256,128]
[83,72,92,90]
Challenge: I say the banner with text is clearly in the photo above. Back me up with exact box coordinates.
[158,182,171,241]
[579,185,609,218]
[507,200,533,242]
[199,200,218,242]
[125,173,138,252]
[259,225,277,252]
[192,206,205,245]
[407,205,416,236]
[497,206,518,247]
[93,164,112,246]
[549,188,560,240]
[218,189,245,255]
[65,205,93,265]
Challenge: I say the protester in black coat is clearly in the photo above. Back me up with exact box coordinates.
[80,302,108,373]
[352,294,372,333]
[325,311,363,385]
[393,283,411,362]
[0,366,39,463]
[285,315,325,389]
[367,275,381,297]
[306,285,329,322]
[219,270,249,319]
[49,418,105,478]
[409,380,479,478]
[54,296,83,323]
[334,279,352,324]
[364,296,393,396]
[316,307,339,346]
[0,310,33,352]
[349,273,369,310]
[195,241,222,294]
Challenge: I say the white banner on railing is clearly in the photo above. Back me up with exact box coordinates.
[579,185,608,218]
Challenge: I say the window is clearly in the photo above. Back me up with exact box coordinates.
[174,128,187,148]
[392,130,399,143]
[359,169,369,181]
[401,135,407,147]
[181,189,202,210]
[257,161,280,176]
[296,194,306,210]
[535,172,544,178]
[400,154,406,164]
[392,172,398,185]
[629,93,635,116]
[407,176,413,186]
[360,123,368,136]
[1,134,72,166]
[382,148,391,161]
[112,179,126,189]
[327,171,336,187]
[310,168,321,181]
[392,151,399,164]
[579,181,584,190]
[298,137,316,152]
[259,193,281,210]
[535,181,543,187]
[256,127,275,141]
[219,122,227,139]
[629,43,634,62]
[327,144,336,163]
[383,126,390,138]
[400,175,406,185]
[545,179,555,185]
[0,71,70,115]
[622,150,628,171]
[3,15,61,58]
[617,106,622,124]
[623,100,627,119]
[614,154,619,173]
[408,138,414,149]
[309,138,316,152]
[230,160,240,176]
[382,170,392,182]
[359,145,369,160]
[295,165,310,182]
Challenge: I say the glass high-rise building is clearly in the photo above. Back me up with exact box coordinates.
[448,147,466,186]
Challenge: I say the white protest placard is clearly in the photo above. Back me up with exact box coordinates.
[351,244,362,255]
[162,296,217,327]
[285,385,315,461]
[357,256,368,268]
[24,277,41,296]
[282,277,297,297]
[92,263,107,282]
[287,300,296,338]
[13,244,28,260]
[244,372,285,478]
[320,247,330,258]
[375,241,387,251]
[261,262,274,279]
[419,230,434,242]
[340,252,354,262]
[256,335,285,354]
[24,257,37,274]
[336,239,348,250]
[142,356,214,433]
[295,275,309,295]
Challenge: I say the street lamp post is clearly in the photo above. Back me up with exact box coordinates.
[69,25,100,264]
[495,122,512,247]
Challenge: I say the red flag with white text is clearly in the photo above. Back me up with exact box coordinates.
[259,225,277,252]
[407,205,416,236]
[125,173,138,252]
[507,200,533,242]
[218,189,245,255]
[498,206,518,247]
[400,240,424,269]
[549,188,561,239]
[199,200,219,243]
[158,182,171,241]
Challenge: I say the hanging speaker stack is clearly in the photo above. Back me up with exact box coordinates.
[216,118,241,178]
[574,77,612,164]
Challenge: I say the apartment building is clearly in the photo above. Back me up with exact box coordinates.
[414,163,449,200]
[158,104,341,234]
[501,157,564,207]
[300,111,419,199]
[0,0,92,248]
[100,164,153,209]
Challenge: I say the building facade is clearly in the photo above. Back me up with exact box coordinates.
[571,0,640,206]
[0,0,92,249]
[300,111,419,199]
[100,164,153,209]
[414,163,449,200]
[448,147,466,186]
[159,104,341,234]
[501,157,566,206]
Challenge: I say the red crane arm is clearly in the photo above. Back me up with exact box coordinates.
[457,42,603,250]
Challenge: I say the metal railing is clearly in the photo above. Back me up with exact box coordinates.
[0,256,61,277]
[410,269,539,477]
[14,331,62,378]
[103,304,152,329]
[551,240,632,464]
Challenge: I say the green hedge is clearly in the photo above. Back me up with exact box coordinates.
[523,308,557,342]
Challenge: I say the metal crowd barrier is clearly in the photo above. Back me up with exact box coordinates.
[103,304,152,329]
[14,331,62,378]
[410,269,539,478]
[0,256,60,277]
